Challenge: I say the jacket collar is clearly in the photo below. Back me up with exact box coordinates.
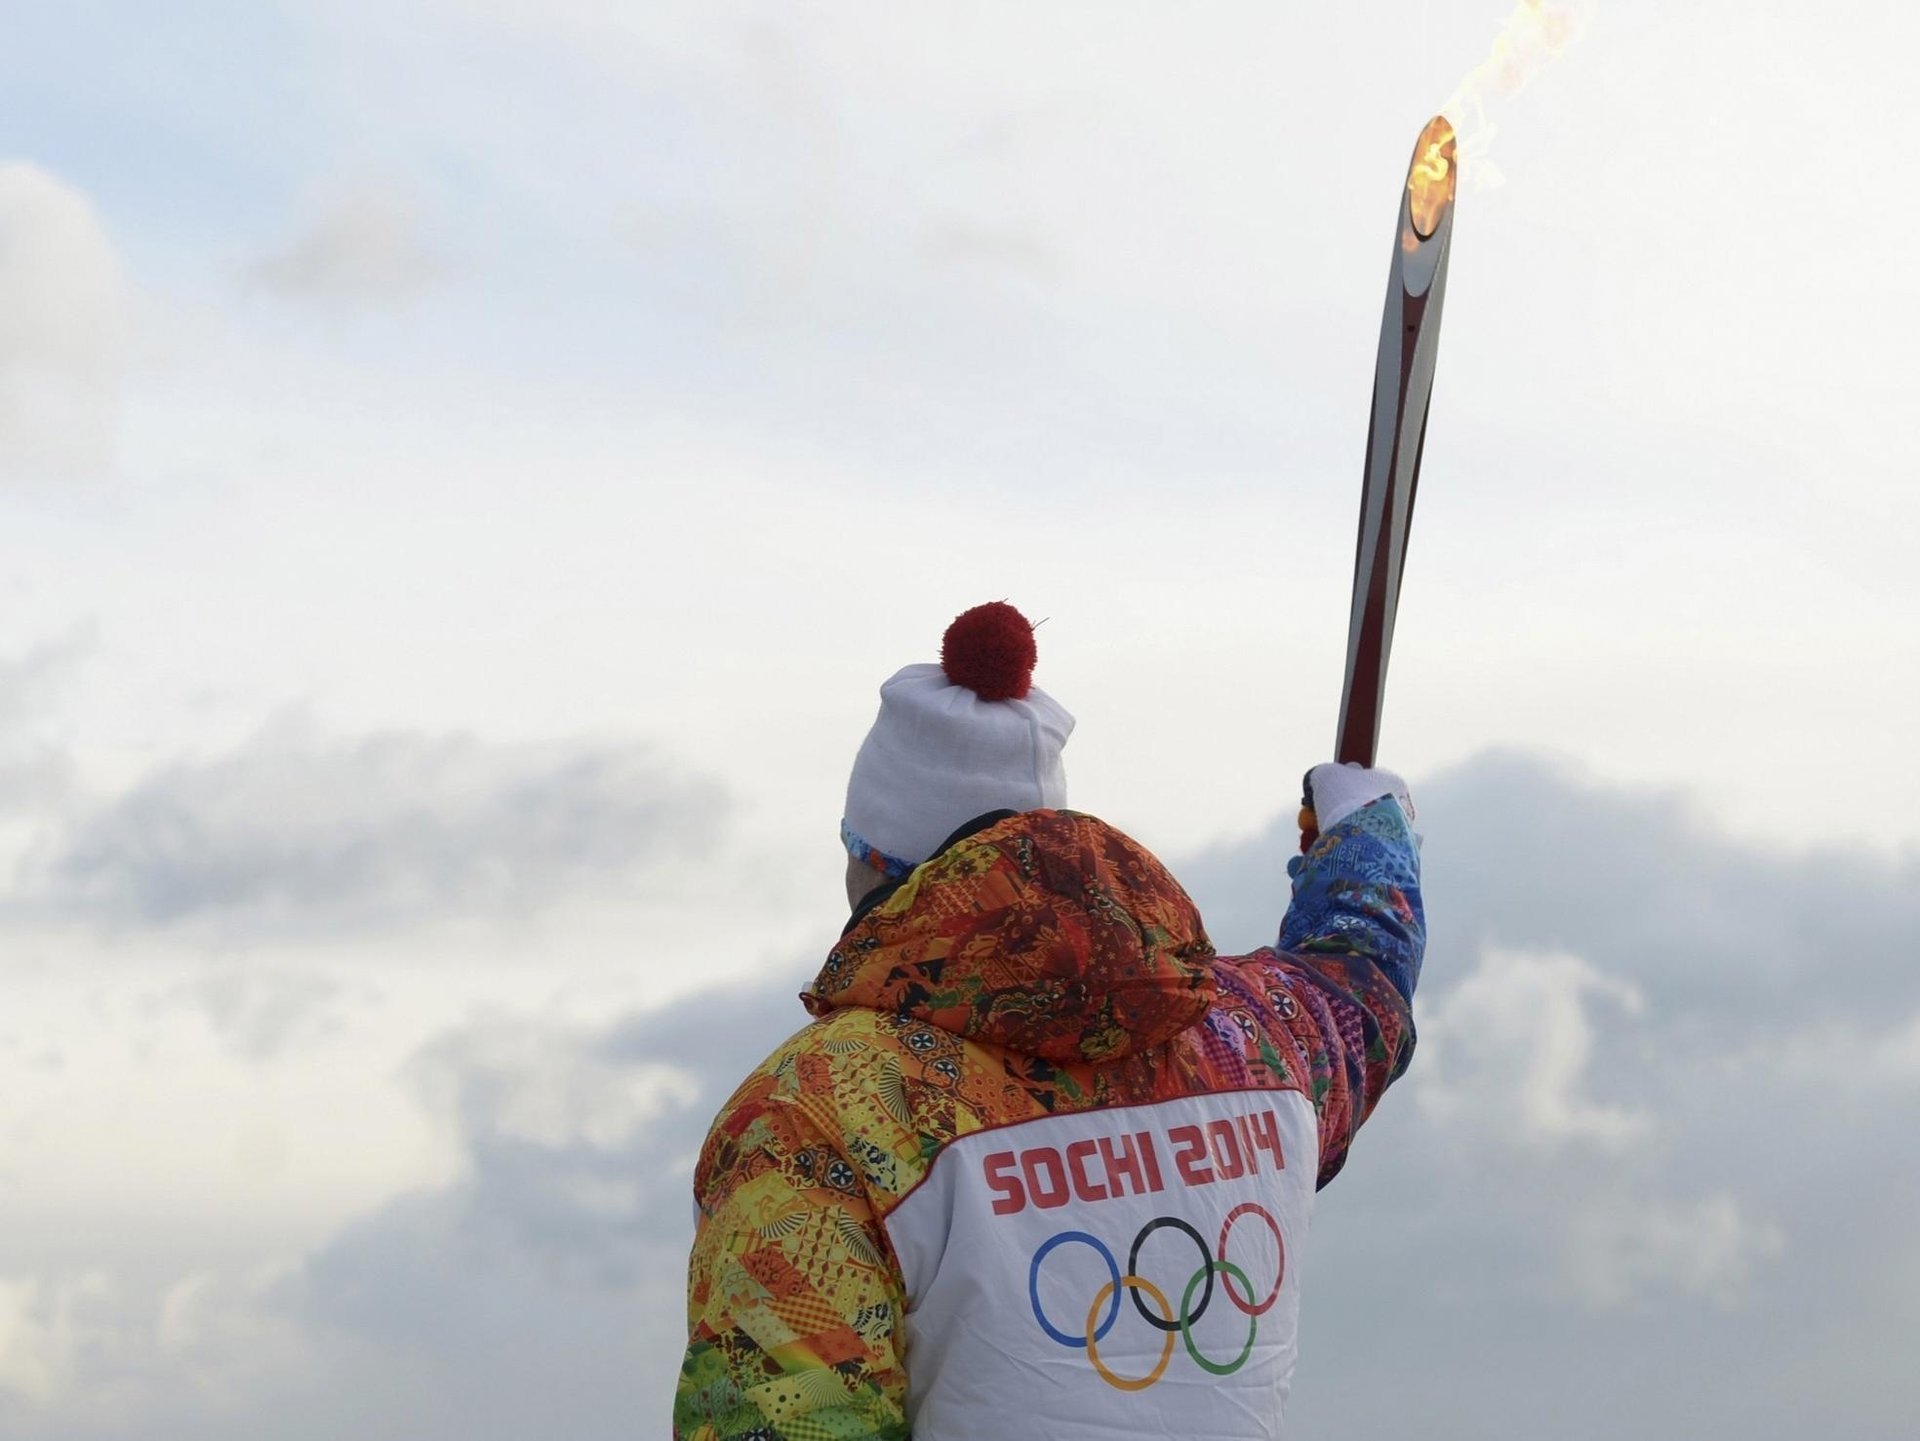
[810,809,1215,1064]
[843,809,1017,934]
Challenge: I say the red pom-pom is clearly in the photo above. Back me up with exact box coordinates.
[941,602,1037,701]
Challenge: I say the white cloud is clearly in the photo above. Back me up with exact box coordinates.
[1872,1012,1920,1079]
[1417,945,1650,1151]
[409,1016,701,1153]
[0,1274,72,1407]
[1398,943,1785,1310]
[0,164,125,481]
[1563,1192,1785,1311]
[1750,1008,1920,1093]
[0,1266,311,1430]
[249,186,441,306]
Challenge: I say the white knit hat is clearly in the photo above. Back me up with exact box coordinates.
[841,603,1075,878]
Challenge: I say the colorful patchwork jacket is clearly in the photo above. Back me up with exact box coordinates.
[675,798,1422,1440]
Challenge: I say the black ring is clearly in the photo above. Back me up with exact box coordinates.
[1127,1217,1213,1332]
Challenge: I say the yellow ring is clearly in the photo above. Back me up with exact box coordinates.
[1084,1275,1176,1392]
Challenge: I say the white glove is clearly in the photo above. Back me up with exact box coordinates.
[1306,762,1414,831]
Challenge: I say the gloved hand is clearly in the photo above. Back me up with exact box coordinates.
[1298,762,1415,851]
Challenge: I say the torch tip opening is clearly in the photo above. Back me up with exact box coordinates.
[1407,115,1458,240]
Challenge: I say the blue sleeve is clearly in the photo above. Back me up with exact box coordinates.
[1269,795,1424,1185]
[1279,794,1424,1004]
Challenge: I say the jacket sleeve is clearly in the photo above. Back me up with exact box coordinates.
[1273,793,1424,1188]
[674,1064,910,1441]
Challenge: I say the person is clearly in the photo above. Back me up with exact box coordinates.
[674,602,1423,1440]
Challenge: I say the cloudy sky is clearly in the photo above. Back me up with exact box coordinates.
[1,1,1915,1436]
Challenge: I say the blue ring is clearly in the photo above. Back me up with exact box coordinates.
[1029,1231,1122,1348]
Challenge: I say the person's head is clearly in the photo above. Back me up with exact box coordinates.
[840,602,1074,906]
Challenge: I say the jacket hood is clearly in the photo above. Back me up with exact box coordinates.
[803,810,1216,1063]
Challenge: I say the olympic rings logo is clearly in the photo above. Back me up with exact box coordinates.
[1027,1204,1285,1391]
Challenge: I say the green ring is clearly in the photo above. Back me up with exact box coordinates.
[1179,1260,1258,1375]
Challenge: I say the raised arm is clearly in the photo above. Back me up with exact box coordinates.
[1272,763,1424,1186]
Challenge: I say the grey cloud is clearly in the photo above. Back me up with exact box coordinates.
[1177,750,1920,1437]
[918,218,1059,283]
[0,633,89,731]
[1185,749,1920,1037]
[272,753,1920,1438]
[10,751,1918,1438]
[0,633,88,817]
[252,999,784,1441]
[0,980,796,1441]
[0,755,72,818]
[28,724,727,935]
[248,187,443,307]
[156,965,352,1061]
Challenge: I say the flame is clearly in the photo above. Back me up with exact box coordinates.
[1406,116,1457,240]
[1439,0,1594,188]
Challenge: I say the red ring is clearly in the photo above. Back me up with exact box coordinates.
[1216,1202,1285,1316]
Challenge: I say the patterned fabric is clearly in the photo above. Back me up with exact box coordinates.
[675,802,1423,1440]
[808,811,1217,1064]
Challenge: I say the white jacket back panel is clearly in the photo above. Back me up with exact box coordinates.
[884,1090,1319,1440]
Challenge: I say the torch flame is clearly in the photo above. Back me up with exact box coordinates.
[1406,116,1457,240]
[1439,0,1594,188]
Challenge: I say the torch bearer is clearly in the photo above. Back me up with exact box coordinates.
[1334,115,1457,768]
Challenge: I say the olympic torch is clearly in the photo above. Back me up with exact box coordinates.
[1334,115,1457,768]
[1302,117,1457,847]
